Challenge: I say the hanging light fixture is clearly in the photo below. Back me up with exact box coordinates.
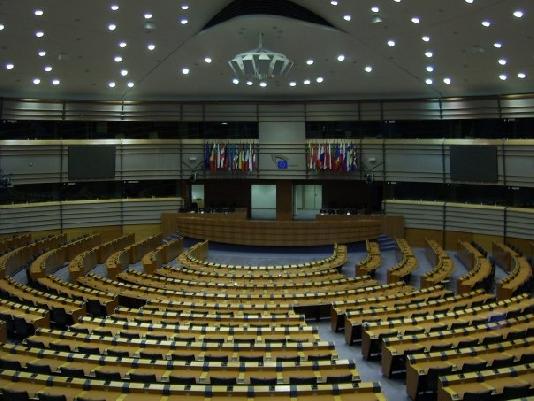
[228,33,293,84]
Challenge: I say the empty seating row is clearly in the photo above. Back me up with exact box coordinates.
[356,241,381,277]
[105,234,162,278]
[457,240,494,294]
[0,233,30,256]
[421,239,455,288]
[496,244,533,300]
[142,238,183,274]
[387,239,418,284]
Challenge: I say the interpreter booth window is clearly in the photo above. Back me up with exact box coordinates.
[293,185,322,220]
[191,185,205,210]
[251,185,277,220]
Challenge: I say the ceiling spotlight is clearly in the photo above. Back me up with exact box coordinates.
[108,23,117,31]
[499,74,507,80]
[204,57,212,63]
[5,63,14,70]
[443,77,452,85]
[365,65,373,72]
[181,4,189,10]
[111,5,119,11]
[316,77,324,83]
[425,51,434,58]
[517,72,527,79]
[426,66,434,72]
[371,6,380,13]
[387,40,396,47]
[259,82,267,87]
[147,44,156,51]
[52,79,60,85]
[465,0,473,3]
[304,79,311,85]
[498,59,507,65]
[337,54,345,62]
[343,15,351,21]
[121,69,128,76]
[246,81,253,86]
[182,68,190,75]
[481,20,491,27]
[127,81,135,88]
[180,18,188,24]
[44,65,52,72]
[38,50,46,57]
[289,81,297,86]
[114,56,123,62]
[108,81,116,88]
[306,59,314,65]
[411,17,420,24]
[0,24,4,30]
[330,1,338,5]
[232,78,239,85]
[422,36,430,42]
[144,13,153,19]
[34,9,44,16]
[494,42,502,48]
[33,78,41,85]
[35,31,44,38]
[425,78,433,85]
[513,10,524,18]
[119,41,127,48]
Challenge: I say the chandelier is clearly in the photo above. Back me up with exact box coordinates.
[228,33,293,85]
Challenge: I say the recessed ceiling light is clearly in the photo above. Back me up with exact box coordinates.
[425,78,433,85]
[121,69,128,76]
[365,65,373,72]
[259,82,267,87]
[517,72,527,79]
[108,81,116,88]
[316,77,324,83]
[304,79,311,85]
[108,23,117,31]
[35,31,44,38]
[371,6,380,13]
[330,1,338,5]
[411,17,420,24]
[387,40,396,47]
[34,9,44,16]
[289,81,297,86]
[494,42,502,48]
[119,41,127,48]
[180,18,188,24]
[182,68,190,75]
[111,5,119,11]
[513,10,524,18]
[52,79,60,85]
[443,77,452,85]
[144,13,153,19]
[343,15,351,21]
[232,78,239,85]
[114,56,123,62]
[481,20,491,27]
[337,54,345,62]
[0,24,4,31]
[147,44,156,51]
[38,50,46,57]
[498,59,507,65]
[465,0,473,3]
[425,51,433,58]
[306,59,314,65]
[204,57,212,63]
[44,65,52,72]
[33,78,41,85]
[127,82,135,88]
[5,63,14,70]
[181,4,189,10]
[426,66,434,72]
[499,74,507,80]
[422,36,430,42]
[246,81,253,86]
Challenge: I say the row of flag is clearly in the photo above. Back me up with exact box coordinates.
[307,143,360,172]
[204,143,257,172]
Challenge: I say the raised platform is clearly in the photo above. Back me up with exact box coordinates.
[161,213,404,246]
